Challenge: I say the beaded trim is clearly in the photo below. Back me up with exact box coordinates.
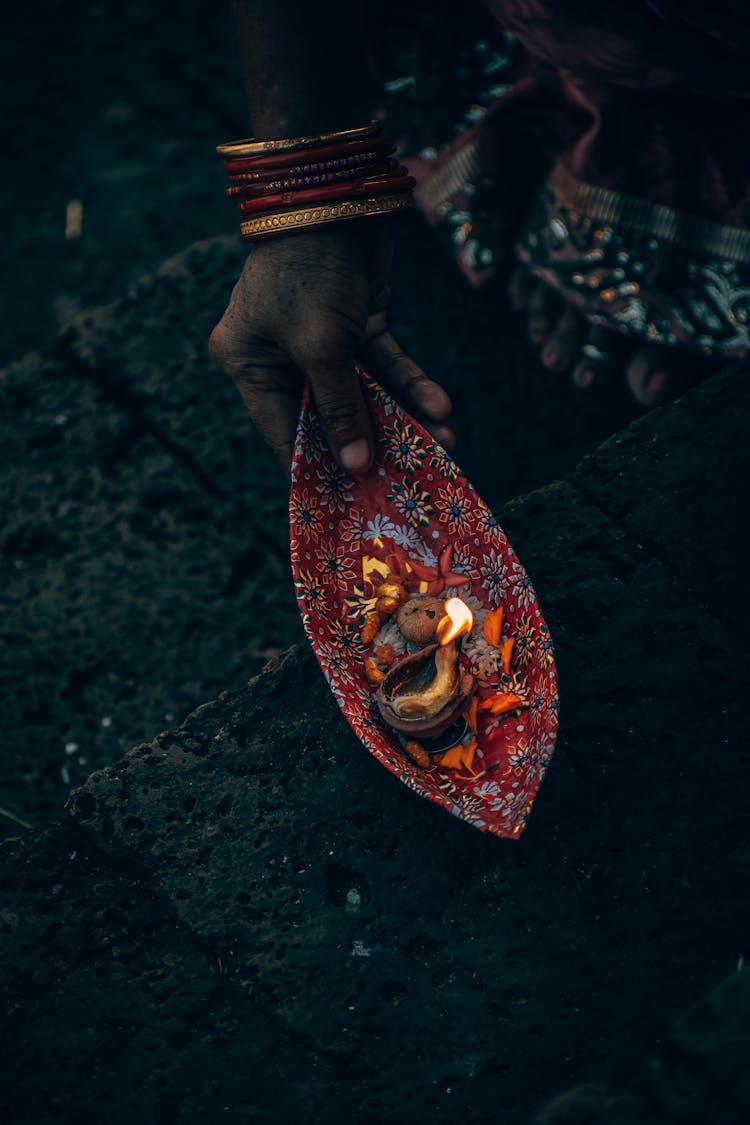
[517,163,750,357]
[239,193,414,239]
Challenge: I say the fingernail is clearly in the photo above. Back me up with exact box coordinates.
[645,369,669,398]
[575,368,595,388]
[543,351,559,370]
[340,439,371,472]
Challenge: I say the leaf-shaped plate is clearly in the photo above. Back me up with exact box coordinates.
[290,371,558,837]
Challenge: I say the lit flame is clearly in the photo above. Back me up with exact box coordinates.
[436,597,474,645]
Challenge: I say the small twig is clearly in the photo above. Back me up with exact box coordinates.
[0,805,34,831]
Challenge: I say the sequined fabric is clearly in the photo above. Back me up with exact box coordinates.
[517,166,750,357]
[392,0,750,357]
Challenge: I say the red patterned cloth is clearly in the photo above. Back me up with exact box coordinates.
[290,372,559,838]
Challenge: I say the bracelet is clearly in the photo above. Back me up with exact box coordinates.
[237,174,416,214]
[239,194,414,240]
[218,122,414,242]
[216,122,379,159]
[226,151,392,185]
[222,137,394,176]
[226,160,401,198]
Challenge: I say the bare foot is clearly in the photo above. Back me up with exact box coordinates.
[508,266,714,407]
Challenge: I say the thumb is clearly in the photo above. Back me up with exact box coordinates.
[293,337,375,473]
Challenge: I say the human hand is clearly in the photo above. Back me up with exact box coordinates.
[209,222,454,475]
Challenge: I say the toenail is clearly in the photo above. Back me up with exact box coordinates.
[575,368,595,388]
[645,369,669,398]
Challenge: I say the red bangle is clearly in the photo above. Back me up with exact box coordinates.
[223,137,394,175]
[236,175,415,214]
[226,151,392,185]
[229,162,406,200]
[218,123,414,242]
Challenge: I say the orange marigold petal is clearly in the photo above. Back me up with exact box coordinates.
[439,740,478,771]
[461,740,477,771]
[482,606,504,647]
[491,692,528,716]
[462,697,479,731]
[438,743,466,769]
[499,636,515,674]
[478,691,528,715]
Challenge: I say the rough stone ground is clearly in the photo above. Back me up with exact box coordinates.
[3,2,750,1122]
[3,360,750,1123]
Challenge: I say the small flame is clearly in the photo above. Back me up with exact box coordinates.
[437,598,474,645]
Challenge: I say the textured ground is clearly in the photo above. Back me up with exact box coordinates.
[3,358,750,1123]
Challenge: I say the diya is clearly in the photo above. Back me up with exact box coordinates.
[376,597,475,739]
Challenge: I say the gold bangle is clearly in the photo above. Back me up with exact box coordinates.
[239,193,414,239]
[217,122,379,159]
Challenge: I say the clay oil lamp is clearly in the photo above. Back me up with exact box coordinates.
[376,597,475,750]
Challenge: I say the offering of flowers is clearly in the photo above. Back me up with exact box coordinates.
[290,371,558,838]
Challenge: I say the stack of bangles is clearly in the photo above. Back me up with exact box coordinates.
[216,122,415,241]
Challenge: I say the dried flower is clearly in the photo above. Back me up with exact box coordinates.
[404,740,430,767]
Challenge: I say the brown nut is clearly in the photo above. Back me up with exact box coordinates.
[396,596,445,646]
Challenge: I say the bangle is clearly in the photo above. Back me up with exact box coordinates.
[236,174,416,214]
[226,159,401,197]
[216,122,379,159]
[222,137,394,176]
[239,193,414,240]
[226,151,393,185]
[218,122,414,242]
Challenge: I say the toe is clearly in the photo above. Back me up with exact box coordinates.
[571,326,630,390]
[508,266,533,313]
[541,304,585,371]
[527,282,562,347]
[624,345,685,407]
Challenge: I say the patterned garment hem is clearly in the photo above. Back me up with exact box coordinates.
[516,162,750,357]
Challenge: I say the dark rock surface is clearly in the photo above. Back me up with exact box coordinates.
[0,337,298,826]
[4,358,749,1122]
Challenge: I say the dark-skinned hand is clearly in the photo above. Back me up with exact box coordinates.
[209,221,454,475]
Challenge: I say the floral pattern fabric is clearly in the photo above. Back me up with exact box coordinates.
[290,371,559,838]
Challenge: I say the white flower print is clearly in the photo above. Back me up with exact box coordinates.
[509,561,537,610]
[315,462,354,514]
[479,547,509,605]
[363,513,397,543]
